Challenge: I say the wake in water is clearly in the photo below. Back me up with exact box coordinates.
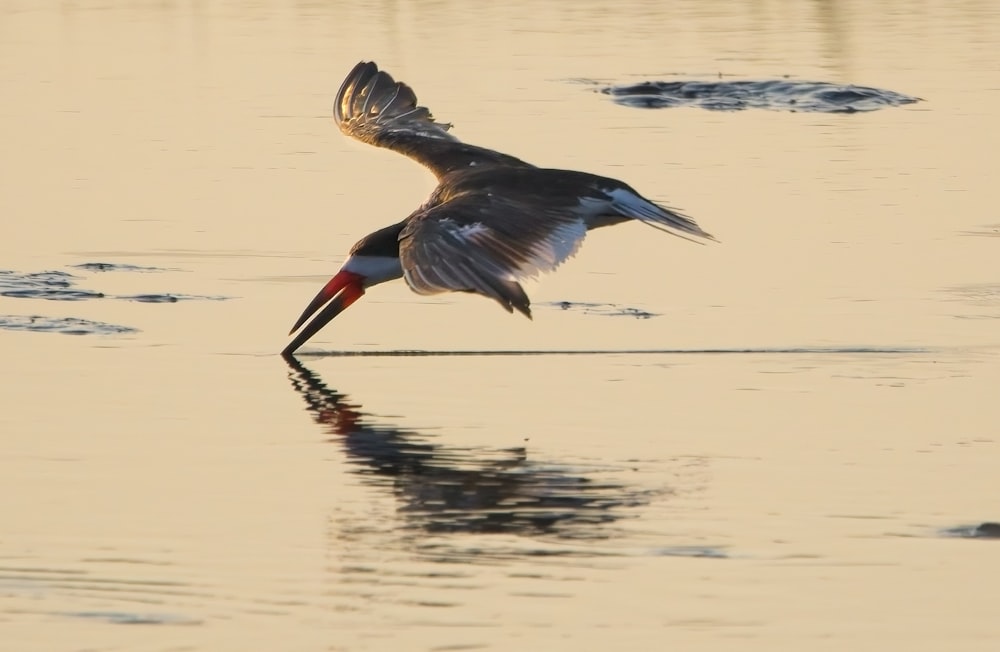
[292,346,928,358]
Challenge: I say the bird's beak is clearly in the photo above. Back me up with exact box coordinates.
[282,269,366,355]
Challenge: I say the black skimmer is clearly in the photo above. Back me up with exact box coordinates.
[283,61,714,355]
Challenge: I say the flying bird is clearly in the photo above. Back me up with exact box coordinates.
[283,61,713,355]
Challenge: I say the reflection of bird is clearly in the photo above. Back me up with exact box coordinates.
[283,61,714,354]
[283,356,643,537]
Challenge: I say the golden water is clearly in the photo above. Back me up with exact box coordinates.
[2,1,999,649]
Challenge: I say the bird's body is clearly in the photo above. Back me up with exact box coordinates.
[283,62,713,355]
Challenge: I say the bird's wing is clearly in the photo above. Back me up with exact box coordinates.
[397,196,589,318]
[335,62,534,179]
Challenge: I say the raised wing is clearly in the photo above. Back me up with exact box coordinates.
[334,62,534,179]
[398,196,588,318]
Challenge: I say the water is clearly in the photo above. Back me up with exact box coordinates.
[2,1,999,649]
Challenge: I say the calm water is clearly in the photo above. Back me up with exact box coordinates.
[2,1,999,649]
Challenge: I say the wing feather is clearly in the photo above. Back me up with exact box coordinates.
[398,197,588,317]
[334,61,534,179]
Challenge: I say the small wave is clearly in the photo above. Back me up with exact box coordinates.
[119,293,229,303]
[59,610,202,625]
[548,300,658,319]
[940,522,1000,539]
[960,224,1000,238]
[72,262,173,273]
[2,268,231,305]
[0,270,101,301]
[0,315,138,335]
[0,265,229,336]
[2,289,105,301]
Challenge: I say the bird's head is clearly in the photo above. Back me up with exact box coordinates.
[282,224,405,356]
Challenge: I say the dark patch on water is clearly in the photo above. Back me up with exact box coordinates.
[940,522,1000,539]
[59,611,202,625]
[119,293,229,303]
[2,288,106,301]
[72,262,173,273]
[651,546,729,559]
[600,78,921,113]
[0,315,138,335]
[1,268,230,304]
[0,270,73,287]
[548,301,658,319]
[0,270,102,301]
[0,266,232,336]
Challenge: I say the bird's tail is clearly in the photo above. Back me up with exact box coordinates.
[608,187,716,243]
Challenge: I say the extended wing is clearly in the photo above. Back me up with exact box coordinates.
[334,62,534,179]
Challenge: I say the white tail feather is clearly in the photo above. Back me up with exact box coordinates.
[606,188,715,243]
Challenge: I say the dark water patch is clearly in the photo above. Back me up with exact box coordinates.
[548,300,658,319]
[1,267,232,337]
[940,522,1000,539]
[0,315,138,335]
[72,262,173,273]
[600,79,921,113]
[651,546,728,559]
[0,270,74,286]
[59,610,202,625]
[118,293,230,303]
[2,288,105,301]
[0,270,103,301]
[2,268,231,307]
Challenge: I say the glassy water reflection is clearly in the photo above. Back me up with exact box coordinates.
[284,356,657,544]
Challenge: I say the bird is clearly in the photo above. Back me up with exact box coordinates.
[282,61,714,355]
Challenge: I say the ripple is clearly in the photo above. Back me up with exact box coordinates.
[960,223,1000,238]
[0,267,232,335]
[0,270,101,301]
[943,283,1000,320]
[0,315,138,335]
[547,300,658,319]
[941,522,1000,539]
[650,546,729,558]
[119,293,229,303]
[1,268,231,304]
[1,288,105,301]
[72,262,174,273]
[0,562,205,625]
[59,610,202,625]
[296,346,927,358]
[600,79,921,113]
